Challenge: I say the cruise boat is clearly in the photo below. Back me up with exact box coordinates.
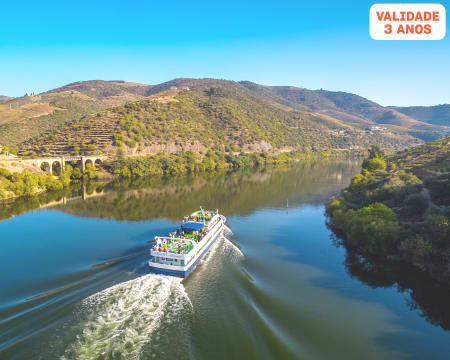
[148,209,227,277]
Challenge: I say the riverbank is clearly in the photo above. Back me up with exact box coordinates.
[102,149,363,179]
[0,163,98,201]
[0,159,363,221]
[0,149,363,201]
[326,138,450,283]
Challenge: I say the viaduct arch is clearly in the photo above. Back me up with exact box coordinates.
[28,155,105,175]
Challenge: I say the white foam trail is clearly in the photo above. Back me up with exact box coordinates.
[223,236,244,260]
[223,225,233,236]
[61,274,191,360]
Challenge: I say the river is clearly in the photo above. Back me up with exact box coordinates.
[1,160,450,359]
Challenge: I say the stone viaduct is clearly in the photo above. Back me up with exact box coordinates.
[24,155,105,175]
[39,184,105,209]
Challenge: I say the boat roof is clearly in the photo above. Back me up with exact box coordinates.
[181,221,205,231]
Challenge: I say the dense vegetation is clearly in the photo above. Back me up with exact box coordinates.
[19,82,419,157]
[0,164,98,200]
[326,137,450,282]
[0,168,69,200]
[2,78,448,155]
[0,159,361,222]
[0,81,151,147]
[0,148,348,200]
[56,160,362,222]
[103,150,342,178]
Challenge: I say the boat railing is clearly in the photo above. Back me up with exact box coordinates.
[151,236,197,260]
[150,212,226,265]
[154,236,195,244]
[150,249,187,260]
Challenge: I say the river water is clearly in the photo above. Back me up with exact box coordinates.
[1,161,450,359]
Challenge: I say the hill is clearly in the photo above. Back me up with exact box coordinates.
[18,80,421,157]
[1,78,449,152]
[0,80,152,148]
[391,104,450,127]
[239,82,450,141]
[0,95,13,103]
[326,136,450,282]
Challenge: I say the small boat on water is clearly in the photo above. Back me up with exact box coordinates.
[148,208,227,277]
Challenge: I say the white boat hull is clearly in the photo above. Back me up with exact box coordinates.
[149,216,225,277]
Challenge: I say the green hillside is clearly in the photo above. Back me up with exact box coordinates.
[0,80,151,148]
[19,82,420,157]
[392,104,450,127]
[2,78,449,153]
[240,82,450,141]
[326,136,450,282]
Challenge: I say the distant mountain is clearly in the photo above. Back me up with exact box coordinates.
[0,80,152,147]
[20,79,420,157]
[391,104,450,127]
[0,95,13,103]
[0,78,448,153]
[239,82,449,140]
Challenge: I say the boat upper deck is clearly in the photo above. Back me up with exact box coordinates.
[151,210,219,256]
[184,211,214,225]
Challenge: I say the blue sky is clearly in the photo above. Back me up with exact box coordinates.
[0,0,449,106]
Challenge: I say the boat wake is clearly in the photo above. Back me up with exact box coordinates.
[223,225,233,236]
[60,274,191,360]
[223,236,243,260]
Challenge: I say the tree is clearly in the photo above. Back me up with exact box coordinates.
[120,166,131,178]
[399,235,432,259]
[362,157,386,171]
[116,147,126,160]
[71,167,83,180]
[427,214,450,245]
[405,192,428,216]
[84,163,98,179]
[368,145,383,159]
[347,202,400,255]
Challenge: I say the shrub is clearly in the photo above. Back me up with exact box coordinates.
[405,192,428,216]
[427,214,450,245]
[399,235,432,258]
[362,157,387,172]
[126,140,137,148]
[347,202,400,255]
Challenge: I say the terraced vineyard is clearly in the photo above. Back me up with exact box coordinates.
[20,112,122,156]
[19,84,421,157]
[0,81,151,148]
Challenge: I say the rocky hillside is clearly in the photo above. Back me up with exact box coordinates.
[0,80,151,147]
[19,81,421,157]
[2,78,449,153]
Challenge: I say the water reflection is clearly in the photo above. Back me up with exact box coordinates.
[343,252,450,331]
[2,160,450,359]
[55,160,362,222]
[0,182,105,221]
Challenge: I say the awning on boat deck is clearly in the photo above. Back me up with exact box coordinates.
[181,222,205,231]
